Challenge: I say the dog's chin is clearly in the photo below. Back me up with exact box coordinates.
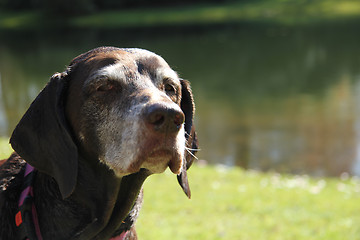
[109,149,183,177]
[140,149,183,174]
[105,127,186,177]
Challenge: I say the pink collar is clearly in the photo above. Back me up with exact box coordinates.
[110,230,129,240]
[16,164,129,240]
[15,163,43,240]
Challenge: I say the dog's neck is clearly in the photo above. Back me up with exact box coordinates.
[32,156,149,240]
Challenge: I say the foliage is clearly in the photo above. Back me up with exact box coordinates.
[69,0,360,27]
[1,0,360,29]
[0,0,234,15]
[41,0,96,15]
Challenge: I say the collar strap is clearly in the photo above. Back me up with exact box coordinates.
[110,230,129,240]
[15,163,43,240]
[15,164,128,240]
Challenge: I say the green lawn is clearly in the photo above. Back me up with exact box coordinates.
[137,165,360,240]
[1,139,360,239]
[0,138,12,160]
[1,0,360,30]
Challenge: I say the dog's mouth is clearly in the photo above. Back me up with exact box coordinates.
[139,148,183,174]
[102,132,184,177]
[104,119,185,177]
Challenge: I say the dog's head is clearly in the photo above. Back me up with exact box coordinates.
[10,47,198,199]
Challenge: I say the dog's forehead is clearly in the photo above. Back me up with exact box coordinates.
[89,49,178,81]
[119,48,174,75]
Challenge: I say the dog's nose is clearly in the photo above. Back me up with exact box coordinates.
[144,103,185,133]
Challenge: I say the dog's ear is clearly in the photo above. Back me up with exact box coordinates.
[177,80,199,199]
[10,72,78,199]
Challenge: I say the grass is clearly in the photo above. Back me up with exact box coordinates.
[137,166,360,240]
[1,0,360,30]
[0,137,11,160]
[1,138,360,239]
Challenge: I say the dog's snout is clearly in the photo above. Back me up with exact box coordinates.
[144,104,185,133]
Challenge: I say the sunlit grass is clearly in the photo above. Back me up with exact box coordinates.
[0,137,12,159]
[137,165,360,240]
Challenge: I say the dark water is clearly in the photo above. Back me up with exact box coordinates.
[1,22,360,177]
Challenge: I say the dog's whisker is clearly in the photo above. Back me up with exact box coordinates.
[185,148,199,160]
[185,147,201,152]
[184,132,196,138]
[185,138,197,145]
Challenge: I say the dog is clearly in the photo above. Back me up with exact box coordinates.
[0,47,198,240]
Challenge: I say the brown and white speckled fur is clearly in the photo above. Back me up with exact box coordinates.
[0,47,198,240]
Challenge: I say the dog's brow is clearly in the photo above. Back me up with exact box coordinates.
[90,62,130,84]
[156,68,179,82]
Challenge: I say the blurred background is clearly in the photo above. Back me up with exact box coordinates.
[1,0,360,178]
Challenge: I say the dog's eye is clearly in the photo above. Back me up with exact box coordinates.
[164,83,176,95]
[96,82,116,92]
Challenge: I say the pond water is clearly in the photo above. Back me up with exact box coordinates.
[1,22,360,177]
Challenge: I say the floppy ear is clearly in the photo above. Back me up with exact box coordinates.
[10,72,78,199]
[177,80,199,199]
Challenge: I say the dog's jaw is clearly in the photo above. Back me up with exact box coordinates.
[139,126,185,175]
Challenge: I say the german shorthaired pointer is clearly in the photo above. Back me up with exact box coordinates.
[0,47,198,240]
